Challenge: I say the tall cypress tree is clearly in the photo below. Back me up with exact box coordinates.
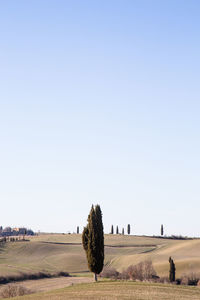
[111,225,114,234]
[77,226,79,234]
[127,224,131,235]
[122,228,124,235]
[169,257,176,282]
[161,224,164,236]
[116,226,119,234]
[82,205,104,281]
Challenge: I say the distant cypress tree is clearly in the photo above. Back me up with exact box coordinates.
[161,224,164,236]
[116,226,119,234]
[82,205,104,281]
[111,225,114,234]
[77,226,79,234]
[169,257,176,282]
[127,224,131,235]
[122,228,124,235]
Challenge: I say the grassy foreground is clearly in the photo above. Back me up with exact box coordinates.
[9,281,200,300]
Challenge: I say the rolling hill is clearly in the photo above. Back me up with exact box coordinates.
[0,234,199,278]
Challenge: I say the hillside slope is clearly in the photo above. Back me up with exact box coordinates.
[0,234,199,277]
[8,281,200,300]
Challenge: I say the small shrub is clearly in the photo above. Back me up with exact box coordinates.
[181,273,200,286]
[100,267,119,279]
[143,260,157,280]
[118,270,129,280]
[188,279,199,286]
[157,276,169,284]
[181,276,189,285]
[126,263,143,281]
[126,260,157,281]
[176,278,181,285]
[101,261,157,282]
[0,271,70,284]
[0,284,33,298]
[56,271,70,277]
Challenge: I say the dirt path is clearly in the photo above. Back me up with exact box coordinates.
[0,277,93,293]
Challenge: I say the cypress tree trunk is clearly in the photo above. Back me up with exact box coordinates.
[94,273,97,281]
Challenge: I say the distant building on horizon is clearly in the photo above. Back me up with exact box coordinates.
[0,226,34,236]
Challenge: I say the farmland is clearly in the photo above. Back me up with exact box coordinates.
[0,234,199,278]
[0,234,199,299]
[7,281,200,300]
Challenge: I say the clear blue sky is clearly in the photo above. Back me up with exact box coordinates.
[1,0,200,236]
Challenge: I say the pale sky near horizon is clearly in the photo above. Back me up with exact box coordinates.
[1,0,200,236]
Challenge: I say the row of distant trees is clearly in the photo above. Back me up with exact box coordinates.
[76,224,131,235]
[110,224,131,235]
[77,224,164,236]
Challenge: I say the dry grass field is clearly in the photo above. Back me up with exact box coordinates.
[0,234,200,279]
[0,235,200,299]
[7,281,200,300]
[0,277,93,294]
